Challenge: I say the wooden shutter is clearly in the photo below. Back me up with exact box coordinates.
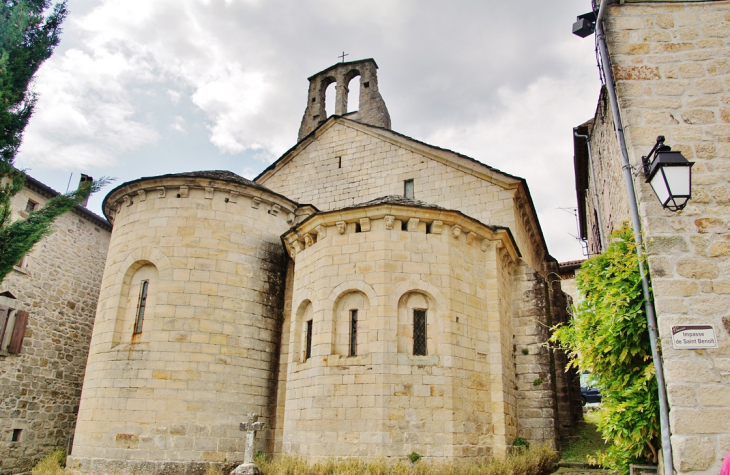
[8,310,29,354]
[0,306,9,347]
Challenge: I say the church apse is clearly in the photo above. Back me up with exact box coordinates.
[298,58,391,141]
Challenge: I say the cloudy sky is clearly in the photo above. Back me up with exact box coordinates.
[17,0,602,262]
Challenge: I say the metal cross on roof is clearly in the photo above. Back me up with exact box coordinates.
[338,51,349,63]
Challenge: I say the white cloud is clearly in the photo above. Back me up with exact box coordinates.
[170,116,186,133]
[16,0,601,261]
[426,75,599,261]
[21,46,158,169]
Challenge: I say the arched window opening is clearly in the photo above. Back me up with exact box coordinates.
[347,75,360,113]
[334,291,369,357]
[295,301,314,363]
[397,292,436,356]
[112,262,158,347]
[325,81,337,118]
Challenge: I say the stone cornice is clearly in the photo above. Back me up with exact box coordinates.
[282,203,520,263]
[104,175,299,226]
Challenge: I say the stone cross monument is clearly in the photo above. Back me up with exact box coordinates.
[231,413,265,475]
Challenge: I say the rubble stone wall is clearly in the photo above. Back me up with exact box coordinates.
[585,87,634,252]
[0,186,110,474]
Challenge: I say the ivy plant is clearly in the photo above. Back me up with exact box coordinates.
[552,224,659,474]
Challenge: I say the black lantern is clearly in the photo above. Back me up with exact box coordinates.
[642,136,694,211]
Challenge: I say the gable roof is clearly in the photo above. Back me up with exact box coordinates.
[255,115,555,263]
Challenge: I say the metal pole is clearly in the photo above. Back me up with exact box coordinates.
[594,0,673,472]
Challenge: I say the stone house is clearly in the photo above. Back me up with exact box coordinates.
[60,59,583,475]
[573,1,730,473]
[0,175,111,474]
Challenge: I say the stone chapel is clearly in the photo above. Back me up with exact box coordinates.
[62,59,582,475]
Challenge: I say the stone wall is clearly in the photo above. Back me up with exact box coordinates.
[599,2,730,472]
[279,203,522,461]
[66,174,296,475]
[0,184,110,474]
[258,120,550,274]
[298,59,390,141]
[583,88,633,252]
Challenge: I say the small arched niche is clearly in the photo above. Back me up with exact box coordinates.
[294,300,314,363]
[397,292,437,356]
[112,261,159,347]
[333,291,369,357]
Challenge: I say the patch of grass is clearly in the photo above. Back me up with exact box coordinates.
[31,450,67,475]
[257,445,558,475]
[560,411,608,464]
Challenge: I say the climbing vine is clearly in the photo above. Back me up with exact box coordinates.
[552,224,660,474]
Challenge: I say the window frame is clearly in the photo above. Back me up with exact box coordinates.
[413,308,427,356]
[25,199,37,213]
[404,179,415,199]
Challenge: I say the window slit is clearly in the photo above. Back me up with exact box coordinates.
[305,319,313,360]
[404,179,414,199]
[349,309,358,356]
[134,280,149,334]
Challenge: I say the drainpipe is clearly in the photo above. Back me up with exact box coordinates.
[594,0,673,473]
[574,130,607,250]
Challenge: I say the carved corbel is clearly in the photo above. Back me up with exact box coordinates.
[228,191,239,203]
[431,220,443,234]
[205,187,214,199]
[178,186,189,198]
[316,225,327,239]
[407,218,419,232]
[289,240,303,259]
[157,187,166,198]
[123,195,132,207]
[137,190,147,202]
[451,225,462,239]
[467,232,477,245]
[251,197,262,209]
[360,218,371,232]
[384,215,395,230]
[304,233,314,248]
[336,221,346,234]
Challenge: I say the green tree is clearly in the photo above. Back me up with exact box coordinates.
[0,0,109,283]
[552,224,660,474]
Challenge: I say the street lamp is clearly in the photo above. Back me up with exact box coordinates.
[642,136,694,211]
